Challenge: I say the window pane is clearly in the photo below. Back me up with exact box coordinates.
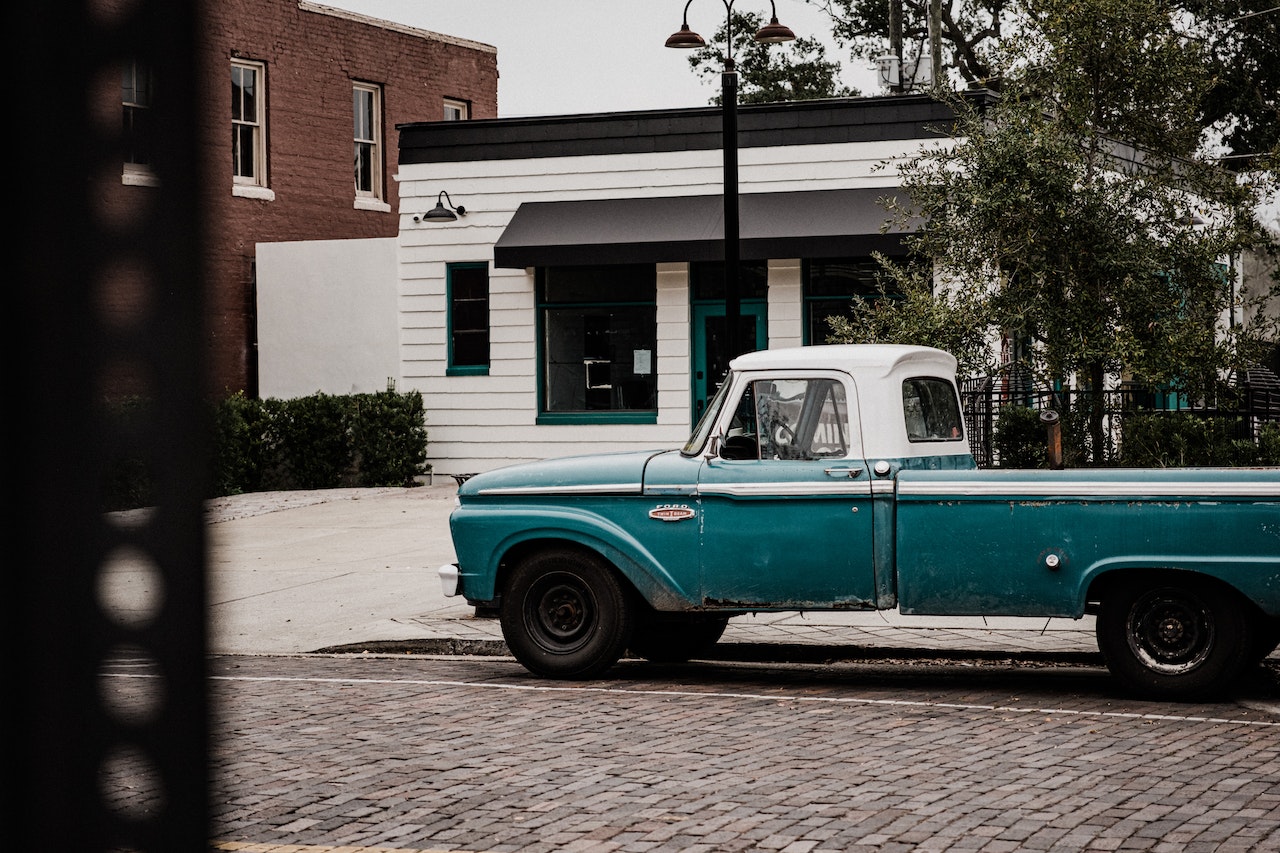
[449,265,489,368]
[543,306,656,411]
[807,259,882,297]
[690,261,768,301]
[902,378,964,442]
[751,378,848,460]
[353,88,372,139]
[354,142,372,192]
[233,125,255,178]
[542,265,655,304]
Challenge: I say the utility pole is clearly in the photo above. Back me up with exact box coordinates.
[888,0,903,93]
[929,0,942,87]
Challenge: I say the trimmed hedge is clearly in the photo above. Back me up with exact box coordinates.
[106,389,429,510]
[213,389,429,495]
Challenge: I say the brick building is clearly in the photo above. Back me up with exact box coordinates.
[93,0,498,397]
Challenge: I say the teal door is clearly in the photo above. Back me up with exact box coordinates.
[696,374,875,609]
[691,302,767,425]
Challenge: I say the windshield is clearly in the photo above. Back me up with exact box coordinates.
[682,372,736,456]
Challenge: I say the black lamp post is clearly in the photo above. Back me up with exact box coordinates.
[666,1,794,364]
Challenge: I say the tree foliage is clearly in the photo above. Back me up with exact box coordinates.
[807,0,1013,87]
[1182,0,1280,162]
[687,9,855,104]
[826,0,1278,462]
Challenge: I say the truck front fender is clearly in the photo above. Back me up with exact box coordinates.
[449,504,699,611]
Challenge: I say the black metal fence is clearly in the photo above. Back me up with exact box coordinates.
[960,373,1280,468]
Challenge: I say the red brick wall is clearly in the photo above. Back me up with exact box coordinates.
[94,0,498,397]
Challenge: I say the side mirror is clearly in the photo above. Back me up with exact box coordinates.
[704,434,723,461]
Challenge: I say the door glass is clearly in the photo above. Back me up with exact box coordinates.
[736,378,849,461]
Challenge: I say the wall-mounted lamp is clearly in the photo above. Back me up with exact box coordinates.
[414,191,467,223]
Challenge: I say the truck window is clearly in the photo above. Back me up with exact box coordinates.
[902,377,964,442]
[682,371,736,455]
[725,377,849,460]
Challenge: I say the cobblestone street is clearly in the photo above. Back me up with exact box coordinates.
[168,654,1280,852]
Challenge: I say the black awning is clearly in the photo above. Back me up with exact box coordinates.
[492,188,916,269]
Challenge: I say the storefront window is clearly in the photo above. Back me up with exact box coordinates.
[538,265,657,422]
[804,258,902,345]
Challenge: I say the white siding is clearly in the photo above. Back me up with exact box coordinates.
[396,139,922,476]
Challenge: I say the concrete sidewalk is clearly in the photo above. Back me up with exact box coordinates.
[175,483,1103,662]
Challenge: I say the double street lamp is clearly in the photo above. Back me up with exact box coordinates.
[666,1,795,363]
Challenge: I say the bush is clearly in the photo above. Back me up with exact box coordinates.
[1260,422,1280,465]
[212,391,278,495]
[993,405,1048,468]
[273,393,357,489]
[105,388,431,509]
[352,389,429,486]
[1119,413,1258,467]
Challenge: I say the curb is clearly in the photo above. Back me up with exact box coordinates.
[313,637,1108,667]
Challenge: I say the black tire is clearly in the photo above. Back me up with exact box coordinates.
[1096,575,1255,701]
[629,615,729,663]
[499,548,633,679]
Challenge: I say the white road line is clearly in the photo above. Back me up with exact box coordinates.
[104,672,1280,728]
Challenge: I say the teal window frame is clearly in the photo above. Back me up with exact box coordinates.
[446,262,490,376]
[535,265,658,425]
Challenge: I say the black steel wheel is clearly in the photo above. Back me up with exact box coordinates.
[499,548,633,679]
[1096,575,1254,700]
[629,614,729,663]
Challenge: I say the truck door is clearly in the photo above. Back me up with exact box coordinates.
[697,373,875,608]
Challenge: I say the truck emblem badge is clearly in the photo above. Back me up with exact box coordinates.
[649,504,696,522]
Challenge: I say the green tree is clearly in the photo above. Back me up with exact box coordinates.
[1182,0,1280,163]
[828,0,1277,463]
[688,9,856,104]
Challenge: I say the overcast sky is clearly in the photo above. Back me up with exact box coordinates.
[320,0,880,117]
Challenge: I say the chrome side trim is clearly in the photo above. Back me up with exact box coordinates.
[697,482,873,497]
[476,483,642,496]
[897,480,1280,498]
[870,480,897,495]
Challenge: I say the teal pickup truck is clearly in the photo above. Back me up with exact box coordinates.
[440,345,1280,699]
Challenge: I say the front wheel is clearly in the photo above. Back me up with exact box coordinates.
[499,549,634,679]
[1096,575,1254,701]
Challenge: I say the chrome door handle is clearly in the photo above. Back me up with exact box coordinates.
[823,467,863,479]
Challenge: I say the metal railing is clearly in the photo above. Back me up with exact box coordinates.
[960,374,1280,468]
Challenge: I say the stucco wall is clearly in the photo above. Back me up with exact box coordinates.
[256,237,399,399]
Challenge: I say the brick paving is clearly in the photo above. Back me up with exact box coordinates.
[172,654,1280,852]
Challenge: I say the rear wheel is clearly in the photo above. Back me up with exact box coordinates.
[629,614,729,663]
[1096,575,1254,700]
[499,548,633,679]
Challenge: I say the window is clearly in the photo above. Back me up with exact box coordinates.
[442,98,469,121]
[448,263,489,375]
[231,59,267,189]
[722,378,850,461]
[804,258,902,344]
[121,59,154,183]
[538,265,657,423]
[353,83,382,201]
[689,261,769,301]
[902,378,964,442]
